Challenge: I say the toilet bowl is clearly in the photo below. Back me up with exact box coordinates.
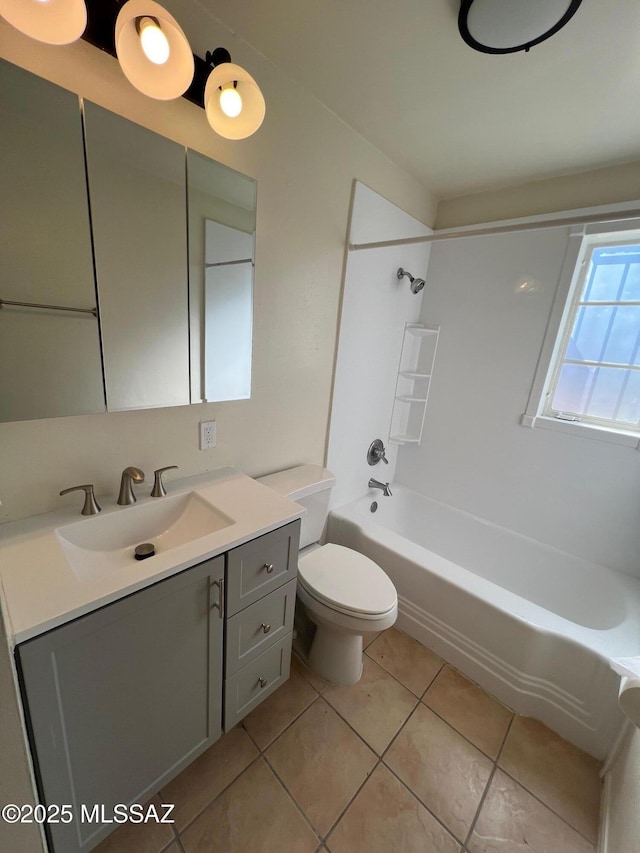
[298,543,397,684]
[257,465,398,685]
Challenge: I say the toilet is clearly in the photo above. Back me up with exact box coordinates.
[257,465,397,685]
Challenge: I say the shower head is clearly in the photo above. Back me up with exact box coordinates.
[397,268,426,294]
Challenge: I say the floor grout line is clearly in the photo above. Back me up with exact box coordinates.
[462,714,516,849]
[320,757,382,844]
[380,757,468,847]
[419,697,512,762]
[496,764,600,846]
[171,750,265,837]
[258,750,323,845]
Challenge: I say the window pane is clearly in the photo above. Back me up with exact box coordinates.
[567,305,612,361]
[622,263,640,301]
[601,306,640,366]
[551,363,594,414]
[583,367,627,421]
[584,257,624,301]
[616,370,640,424]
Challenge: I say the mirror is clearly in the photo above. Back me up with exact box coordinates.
[0,58,257,423]
[187,152,256,403]
[84,102,190,412]
[0,60,104,422]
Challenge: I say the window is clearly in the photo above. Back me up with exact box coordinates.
[543,236,640,432]
[524,226,640,445]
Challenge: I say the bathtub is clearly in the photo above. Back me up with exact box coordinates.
[327,486,640,759]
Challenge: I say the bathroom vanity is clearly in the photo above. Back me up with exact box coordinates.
[0,469,302,853]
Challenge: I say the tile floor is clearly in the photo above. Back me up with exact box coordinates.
[96,628,602,853]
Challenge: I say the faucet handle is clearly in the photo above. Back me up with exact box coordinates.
[367,439,389,465]
[151,465,179,498]
[59,484,101,516]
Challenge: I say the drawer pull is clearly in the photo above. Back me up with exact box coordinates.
[260,623,271,634]
[258,677,268,689]
[263,562,275,574]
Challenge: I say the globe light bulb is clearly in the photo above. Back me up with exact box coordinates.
[138,16,170,65]
[219,86,243,118]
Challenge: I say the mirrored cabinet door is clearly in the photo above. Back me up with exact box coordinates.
[0,60,105,422]
[83,103,190,412]
[187,151,256,403]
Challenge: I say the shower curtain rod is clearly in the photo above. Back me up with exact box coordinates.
[348,207,640,252]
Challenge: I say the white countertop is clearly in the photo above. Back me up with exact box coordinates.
[0,468,304,646]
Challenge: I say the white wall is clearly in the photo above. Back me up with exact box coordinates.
[395,225,640,577]
[437,160,640,229]
[326,183,431,507]
[0,16,436,524]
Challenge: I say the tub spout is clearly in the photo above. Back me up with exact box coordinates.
[368,478,392,497]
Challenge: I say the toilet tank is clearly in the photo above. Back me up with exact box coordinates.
[257,465,336,549]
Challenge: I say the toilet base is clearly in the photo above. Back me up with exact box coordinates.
[308,624,364,685]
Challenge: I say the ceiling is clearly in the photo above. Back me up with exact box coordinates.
[191,0,640,201]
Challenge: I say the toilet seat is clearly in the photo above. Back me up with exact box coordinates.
[298,543,397,618]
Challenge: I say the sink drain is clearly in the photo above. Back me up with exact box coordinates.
[134,543,155,561]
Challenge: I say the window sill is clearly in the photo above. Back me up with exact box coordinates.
[520,414,640,448]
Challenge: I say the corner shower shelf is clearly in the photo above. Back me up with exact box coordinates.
[389,323,439,446]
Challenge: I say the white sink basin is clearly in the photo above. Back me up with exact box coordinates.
[56,492,234,580]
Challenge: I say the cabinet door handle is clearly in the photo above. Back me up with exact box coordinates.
[260,623,271,634]
[258,677,268,689]
[263,563,274,574]
[210,578,224,618]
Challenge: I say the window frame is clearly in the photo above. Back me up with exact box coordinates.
[522,222,640,449]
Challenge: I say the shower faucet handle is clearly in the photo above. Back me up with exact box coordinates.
[367,439,389,466]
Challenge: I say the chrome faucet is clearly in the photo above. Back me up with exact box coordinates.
[117,467,145,506]
[368,478,392,497]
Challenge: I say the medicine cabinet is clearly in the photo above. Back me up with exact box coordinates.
[0,58,256,422]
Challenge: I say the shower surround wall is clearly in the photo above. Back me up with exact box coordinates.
[395,222,640,579]
[326,182,431,507]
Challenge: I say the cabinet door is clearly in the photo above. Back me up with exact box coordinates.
[17,557,224,853]
[0,59,104,422]
[83,102,190,412]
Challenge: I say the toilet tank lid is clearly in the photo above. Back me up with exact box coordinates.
[257,465,335,501]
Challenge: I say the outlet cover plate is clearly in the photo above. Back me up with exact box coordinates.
[199,420,216,450]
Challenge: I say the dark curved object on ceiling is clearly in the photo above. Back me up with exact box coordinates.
[458,0,584,54]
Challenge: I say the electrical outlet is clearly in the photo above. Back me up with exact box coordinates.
[199,420,216,450]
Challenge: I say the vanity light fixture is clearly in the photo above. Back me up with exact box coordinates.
[1,2,266,139]
[458,0,583,54]
[204,47,266,140]
[0,0,87,45]
[115,0,194,100]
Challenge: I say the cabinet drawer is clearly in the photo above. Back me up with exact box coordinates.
[225,579,296,676]
[226,520,300,616]
[224,634,292,729]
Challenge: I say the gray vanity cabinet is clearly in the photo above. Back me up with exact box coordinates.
[223,521,299,728]
[16,520,300,852]
[17,556,224,853]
